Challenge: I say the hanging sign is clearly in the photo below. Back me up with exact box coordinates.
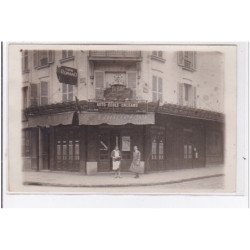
[57,66,78,85]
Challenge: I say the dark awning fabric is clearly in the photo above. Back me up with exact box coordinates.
[27,112,155,127]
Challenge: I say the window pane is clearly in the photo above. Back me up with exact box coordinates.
[151,139,157,160]
[62,50,67,58]
[158,51,163,58]
[68,93,73,101]
[41,81,48,96]
[122,136,130,152]
[62,83,67,93]
[62,94,67,102]
[152,51,157,56]
[158,78,163,92]
[152,92,157,102]
[152,76,157,91]
[68,50,73,57]
[159,140,164,160]
[158,93,163,102]
[68,84,73,92]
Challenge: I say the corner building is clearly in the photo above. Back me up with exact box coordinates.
[22,49,224,174]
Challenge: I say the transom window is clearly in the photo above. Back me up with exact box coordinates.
[152,75,163,102]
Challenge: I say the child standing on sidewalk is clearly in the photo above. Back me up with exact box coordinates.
[111,146,122,178]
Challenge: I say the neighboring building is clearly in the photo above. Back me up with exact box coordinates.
[22,49,224,174]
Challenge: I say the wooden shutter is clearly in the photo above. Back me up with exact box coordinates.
[177,51,184,66]
[127,71,137,99]
[158,77,163,102]
[178,82,184,105]
[62,83,68,102]
[193,52,197,70]
[95,71,104,99]
[40,81,48,105]
[33,50,38,68]
[30,84,38,106]
[48,50,55,63]
[152,75,157,102]
[193,86,197,107]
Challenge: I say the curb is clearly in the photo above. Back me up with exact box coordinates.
[23,174,224,188]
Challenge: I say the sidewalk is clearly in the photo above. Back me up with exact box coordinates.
[23,165,224,188]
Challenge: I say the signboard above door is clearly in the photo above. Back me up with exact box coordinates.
[57,66,78,85]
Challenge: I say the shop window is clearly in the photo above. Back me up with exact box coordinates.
[40,81,48,105]
[33,50,55,68]
[151,139,157,160]
[99,134,109,160]
[62,83,73,102]
[159,140,164,160]
[152,75,163,102]
[184,144,193,159]
[121,136,131,159]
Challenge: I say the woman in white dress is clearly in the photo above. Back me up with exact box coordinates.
[111,146,122,178]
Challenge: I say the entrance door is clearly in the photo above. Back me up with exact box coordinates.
[183,129,193,168]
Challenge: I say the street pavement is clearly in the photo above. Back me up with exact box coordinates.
[20,165,226,193]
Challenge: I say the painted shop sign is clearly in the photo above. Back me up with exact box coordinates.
[57,66,78,85]
[87,100,148,113]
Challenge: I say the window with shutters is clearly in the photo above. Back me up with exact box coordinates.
[33,50,55,68]
[152,75,163,102]
[22,50,29,72]
[95,71,105,99]
[30,84,38,106]
[178,82,196,107]
[151,51,165,62]
[177,51,196,71]
[62,50,74,59]
[62,83,73,102]
[127,71,137,99]
[40,81,49,105]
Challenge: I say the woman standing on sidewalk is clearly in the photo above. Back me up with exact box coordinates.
[130,146,141,178]
[111,146,122,178]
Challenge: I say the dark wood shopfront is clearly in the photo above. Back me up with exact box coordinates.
[97,125,144,172]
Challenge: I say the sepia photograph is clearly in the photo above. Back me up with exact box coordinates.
[7,44,239,194]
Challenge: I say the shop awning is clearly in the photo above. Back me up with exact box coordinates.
[27,112,155,127]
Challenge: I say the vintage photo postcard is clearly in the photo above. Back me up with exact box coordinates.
[5,43,244,196]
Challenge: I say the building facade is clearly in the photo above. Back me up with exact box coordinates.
[22,49,224,174]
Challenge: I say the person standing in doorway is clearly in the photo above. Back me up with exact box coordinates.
[130,146,141,178]
[111,146,122,178]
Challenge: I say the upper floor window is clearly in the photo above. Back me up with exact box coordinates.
[33,50,55,68]
[152,51,163,58]
[62,50,73,59]
[177,51,196,71]
[22,50,29,72]
[40,81,49,105]
[62,83,73,102]
[178,82,197,107]
[151,51,165,63]
[152,75,163,102]
[22,86,28,109]
[30,84,38,107]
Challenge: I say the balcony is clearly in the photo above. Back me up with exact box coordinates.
[89,50,142,61]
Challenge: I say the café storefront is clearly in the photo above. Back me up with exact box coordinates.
[22,98,224,174]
